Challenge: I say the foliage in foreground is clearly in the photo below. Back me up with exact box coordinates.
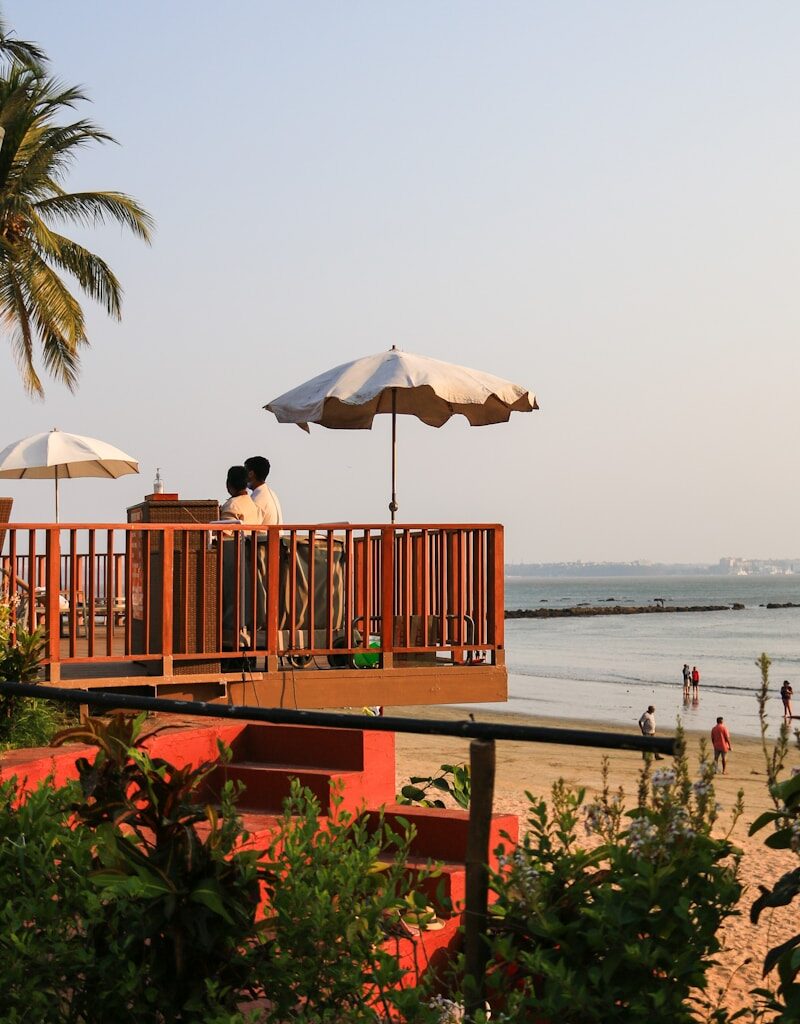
[398,761,471,809]
[482,734,744,1023]
[0,595,66,749]
[0,713,444,1023]
[252,778,441,1023]
[748,652,800,1021]
[0,710,766,1023]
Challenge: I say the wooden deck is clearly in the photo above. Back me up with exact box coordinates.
[4,521,507,709]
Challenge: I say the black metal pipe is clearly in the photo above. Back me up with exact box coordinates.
[0,681,675,755]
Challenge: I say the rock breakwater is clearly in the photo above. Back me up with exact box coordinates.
[505,603,744,619]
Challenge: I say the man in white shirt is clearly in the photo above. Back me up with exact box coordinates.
[638,705,664,759]
[244,455,283,525]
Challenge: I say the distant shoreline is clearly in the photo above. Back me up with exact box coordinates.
[503,602,800,619]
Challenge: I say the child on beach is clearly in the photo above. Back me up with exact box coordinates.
[781,680,794,719]
[692,665,700,698]
[682,663,691,697]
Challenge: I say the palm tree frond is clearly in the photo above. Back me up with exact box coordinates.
[37,191,153,242]
[30,231,122,319]
[0,16,47,73]
[0,67,152,396]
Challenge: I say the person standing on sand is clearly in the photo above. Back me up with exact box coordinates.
[638,705,664,760]
[692,665,700,698]
[682,663,691,697]
[711,717,732,774]
[781,680,794,719]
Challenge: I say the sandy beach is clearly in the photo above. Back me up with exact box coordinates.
[389,704,799,1015]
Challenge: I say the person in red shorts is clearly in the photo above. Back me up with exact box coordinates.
[711,716,732,774]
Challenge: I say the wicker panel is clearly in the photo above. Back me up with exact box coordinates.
[128,498,220,675]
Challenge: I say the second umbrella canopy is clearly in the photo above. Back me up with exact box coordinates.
[0,428,139,522]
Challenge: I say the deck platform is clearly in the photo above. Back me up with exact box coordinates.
[3,520,507,709]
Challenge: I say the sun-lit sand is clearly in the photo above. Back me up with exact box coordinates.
[389,704,798,1015]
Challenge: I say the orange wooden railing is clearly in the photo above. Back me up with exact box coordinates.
[0,523,504,675]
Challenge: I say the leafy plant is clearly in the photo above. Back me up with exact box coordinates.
[0,596,62,748]
[482,738,744,1023]
[749,651,800,1020]
[0,774,120,1023]
[252,778,442,1023]
[398,762,471,809]
[52,713,263,1021]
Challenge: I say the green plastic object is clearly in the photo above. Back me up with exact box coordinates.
[352,640,380,669]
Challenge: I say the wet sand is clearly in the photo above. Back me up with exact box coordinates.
[389,704,799,1015]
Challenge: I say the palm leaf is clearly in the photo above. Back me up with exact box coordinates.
[0,68,153,395]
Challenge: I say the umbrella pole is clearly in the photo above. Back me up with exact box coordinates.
[389,389,398,523]
[54,465,59,523]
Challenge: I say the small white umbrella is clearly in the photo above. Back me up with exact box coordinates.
[0,428,139,521]
[265,347,538,521]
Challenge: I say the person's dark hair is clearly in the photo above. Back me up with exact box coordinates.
[716,716,724,723]
[226,465,248,492]
[245,456,270,482]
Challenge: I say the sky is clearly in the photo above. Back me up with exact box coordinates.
[1,2,799,564]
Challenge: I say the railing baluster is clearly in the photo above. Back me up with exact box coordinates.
[487,526,504,666]
[105,530,114,657]
[308,529,316,653]
[161,528,174,676]
[267,527,280,666]
[88,530,96,658]
[124,531,133,655]
[45,528,60,681]
[380,527,394,667]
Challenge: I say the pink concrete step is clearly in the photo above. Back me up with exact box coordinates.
[217,762,366,815]
[378,804,518,864]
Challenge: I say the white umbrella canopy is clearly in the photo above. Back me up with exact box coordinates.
[0,428,139,521]
[265,347,538,520]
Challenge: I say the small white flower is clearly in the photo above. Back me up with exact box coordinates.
[652,768,676,789]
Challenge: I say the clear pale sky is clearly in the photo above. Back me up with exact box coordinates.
[2,2,798,564]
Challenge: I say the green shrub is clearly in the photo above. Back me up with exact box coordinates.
[0,775,112,1023]
[0,595,68,749]
[482,735,743,1023]
[251,778,442,1023]
[748,652,800,1020]
[52,713,263,1021]
[398,762,471,810]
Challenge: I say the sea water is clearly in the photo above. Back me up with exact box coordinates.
[459,575,800,738]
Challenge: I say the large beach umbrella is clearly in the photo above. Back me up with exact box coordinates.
[265,347,538,521]
[0,428,139,521]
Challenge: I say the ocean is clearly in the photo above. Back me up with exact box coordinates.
[459,575,800,739]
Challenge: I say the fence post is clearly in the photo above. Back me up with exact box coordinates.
[380,527,394,669]
[464,736,496,1020]
[266,527,280,672]
[161,528,174,677]
[45,527,61,683]
[487,525,505,668]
